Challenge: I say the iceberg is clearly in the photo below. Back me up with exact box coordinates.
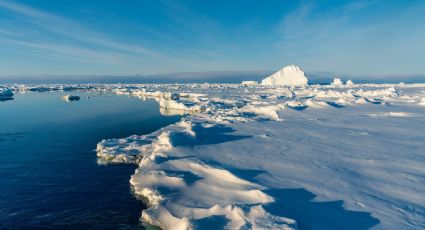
[261,65,308,86]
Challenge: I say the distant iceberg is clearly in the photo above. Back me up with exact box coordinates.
[261,65,308,86]
[62,94,80,102]
[0,86,14,101]
[332,78,343,86]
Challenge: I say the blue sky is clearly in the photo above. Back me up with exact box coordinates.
[0,0,424,77]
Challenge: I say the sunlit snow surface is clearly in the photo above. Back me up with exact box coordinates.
[6,83,425,229]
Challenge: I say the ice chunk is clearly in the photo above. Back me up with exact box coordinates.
[0,86,14,101]
[159,99,201,114]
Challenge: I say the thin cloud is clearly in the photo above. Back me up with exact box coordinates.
[0,0,162,58]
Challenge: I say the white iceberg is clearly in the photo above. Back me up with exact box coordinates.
[261,65,308,86]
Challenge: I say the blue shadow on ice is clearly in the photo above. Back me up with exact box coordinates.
[264,188,380,230]
[218,167,380,229]
[193,215,228,229]
[326,102,346,108]
[170,123,252,146]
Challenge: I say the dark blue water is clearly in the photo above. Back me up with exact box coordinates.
[0,92,180,229]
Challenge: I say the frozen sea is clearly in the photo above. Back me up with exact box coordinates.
[0,91,180,229]
[1,83,424,229]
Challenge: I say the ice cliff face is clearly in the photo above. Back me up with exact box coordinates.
[261,65,308,86]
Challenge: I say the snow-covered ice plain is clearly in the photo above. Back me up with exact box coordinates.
[3,81,425,229]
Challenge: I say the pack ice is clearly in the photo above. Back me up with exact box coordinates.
[7,81,424,230]
[93,81,425,230]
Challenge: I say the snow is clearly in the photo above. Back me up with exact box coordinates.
[0,85,14,101]
[364,112,413,117]
[261,65,308,86]
[7,82,425,229]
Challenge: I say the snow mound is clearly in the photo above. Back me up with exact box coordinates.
[261,65,308,86]
[240,103,284,121]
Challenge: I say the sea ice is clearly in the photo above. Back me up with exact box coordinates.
[34,81,422,230]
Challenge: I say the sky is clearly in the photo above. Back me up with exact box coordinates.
[0,0,424,78]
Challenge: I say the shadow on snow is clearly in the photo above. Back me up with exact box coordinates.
[170,123,252,147]
[264,188,380,230]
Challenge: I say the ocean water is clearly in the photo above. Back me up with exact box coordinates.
[0,92,180,229]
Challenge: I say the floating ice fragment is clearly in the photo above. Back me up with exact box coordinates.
[0,86,14,101]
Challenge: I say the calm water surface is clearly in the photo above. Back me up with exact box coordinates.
[0,91,180,229]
